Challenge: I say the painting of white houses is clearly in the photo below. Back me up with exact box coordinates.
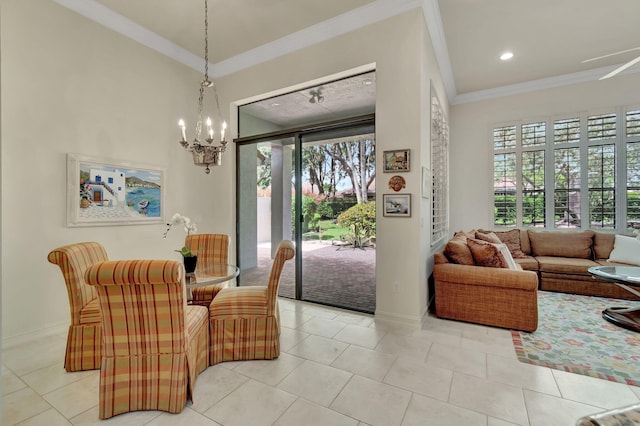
[87,168,126,206]
[67,154,165,227]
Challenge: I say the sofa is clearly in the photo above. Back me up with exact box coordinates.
[433,229,640,331]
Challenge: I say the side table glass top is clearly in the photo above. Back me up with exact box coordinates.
[185,264,239,288]
[588,265,640,285]
[588,265,640,332]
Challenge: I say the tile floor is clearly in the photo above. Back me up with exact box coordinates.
[3,298,640,426]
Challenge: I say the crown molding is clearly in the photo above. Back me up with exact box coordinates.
[452,64,640,105]
[52,0,204,73]
[421,0,456,102]
[214,0,422,78]
[53,0,637,106]
[53,0,423,78]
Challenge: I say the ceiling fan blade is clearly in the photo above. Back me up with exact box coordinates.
[599,55,640,80]
[582,46,640,63]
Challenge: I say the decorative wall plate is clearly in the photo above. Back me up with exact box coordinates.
[388,175,406,192]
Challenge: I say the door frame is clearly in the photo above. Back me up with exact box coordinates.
[234,113,375,301]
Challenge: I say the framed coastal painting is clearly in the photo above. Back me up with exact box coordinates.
[383,194,411,217]
[383,149,410,172]
[67,153,165,227]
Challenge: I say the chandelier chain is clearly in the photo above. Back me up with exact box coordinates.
[195,0,209,142]
[204,0,209,82]
[204,0,224,131]
[177,0,227,173]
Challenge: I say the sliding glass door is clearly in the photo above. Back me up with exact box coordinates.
[236,117,376,313]
[237,137,297,298]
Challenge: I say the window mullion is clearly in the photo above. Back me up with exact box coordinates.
[580,112,590,230]
[617,107,626,232]
[545,121,554,227]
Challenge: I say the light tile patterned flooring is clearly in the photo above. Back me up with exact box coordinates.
[3,298,640,425]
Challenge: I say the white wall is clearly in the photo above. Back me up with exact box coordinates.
[1,0,235,339]
[216,9,446,326]
[1,3,448,338]
[450,73,640,234]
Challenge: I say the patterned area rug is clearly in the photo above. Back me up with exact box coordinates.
[512,291,640,386]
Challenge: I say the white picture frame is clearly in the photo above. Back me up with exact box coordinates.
[383,194,411,217]
[67,153,166,227]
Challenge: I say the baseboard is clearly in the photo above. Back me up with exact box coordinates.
[375,309,426,329]
[2,321,68,349]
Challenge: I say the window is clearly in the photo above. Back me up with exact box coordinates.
[554,118,580,144]
[554,147,581,228]
[522,150,545,226]
[587,145,615,229]
[522,122,545,147]
[588,113,616,141]
[493,107,640,231]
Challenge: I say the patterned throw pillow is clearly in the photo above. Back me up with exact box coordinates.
[485,229,527,259]
[467,238,511,268]
[475,230,502,244]
[444,232,475,265]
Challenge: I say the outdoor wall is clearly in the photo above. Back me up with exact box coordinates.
[1,0,235,339]
[449,72,640,234]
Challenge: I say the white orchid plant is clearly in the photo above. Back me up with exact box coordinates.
[163,213,198,257]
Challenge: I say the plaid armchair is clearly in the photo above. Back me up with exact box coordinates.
[85,259,209,419]
[209,240,294,365]
[185,233,230,306]
[47,242,108,372]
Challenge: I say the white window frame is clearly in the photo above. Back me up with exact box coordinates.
[491,105,640,232]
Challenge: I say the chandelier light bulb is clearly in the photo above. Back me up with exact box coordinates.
[500,51,514,61]
[206,117,213,140]
[178,119,186,141]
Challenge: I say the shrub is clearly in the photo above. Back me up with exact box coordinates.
[337,201,376,248]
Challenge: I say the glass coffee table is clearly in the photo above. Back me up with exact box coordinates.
[588,265,640,332]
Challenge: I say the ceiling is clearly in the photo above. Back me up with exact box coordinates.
[55,0,640,123]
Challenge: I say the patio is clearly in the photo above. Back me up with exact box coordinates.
[238,241,376,313]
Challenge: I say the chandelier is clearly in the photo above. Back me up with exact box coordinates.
[178,0,227,174]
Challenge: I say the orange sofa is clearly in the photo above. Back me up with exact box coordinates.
[433,229,640,332]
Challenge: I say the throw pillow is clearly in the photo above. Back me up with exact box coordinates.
[475,231,502,244]
[482,228,527,258]
[466,238,510,268]
[608,235,640,266]
[495,243,519,270]
[444,233,475,265]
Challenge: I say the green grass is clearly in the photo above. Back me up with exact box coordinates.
[303,220,350,241]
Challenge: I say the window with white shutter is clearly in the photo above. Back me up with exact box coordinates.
[431,92,448,246]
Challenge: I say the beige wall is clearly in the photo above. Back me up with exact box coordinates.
[2,2,446,338]
[1,0,235,339]
[449,73,640,233]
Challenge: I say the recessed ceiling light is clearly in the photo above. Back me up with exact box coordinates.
[500,51,514,61]
[363,79,373,86]
[271,102,280,107]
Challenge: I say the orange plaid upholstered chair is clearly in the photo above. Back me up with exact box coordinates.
[85,259,209,419]
[209,240,295,365]
[184,233,230,306]
[47,242,108,372]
